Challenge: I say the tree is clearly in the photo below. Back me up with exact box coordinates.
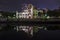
[0,11,16,18]
[47,9,60,17]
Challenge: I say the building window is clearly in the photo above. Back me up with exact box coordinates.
[28,9,31,11]
[25,14,27,16]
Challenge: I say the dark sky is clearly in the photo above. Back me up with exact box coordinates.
[0,0,60,11]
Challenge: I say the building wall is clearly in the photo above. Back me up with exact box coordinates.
[16,10,29,18]
[33,9,38,18]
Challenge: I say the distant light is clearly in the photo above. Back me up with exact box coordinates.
[22,29,26,31]
[47,16,50,19]
[45,14,47,16]
[13,14,15,16]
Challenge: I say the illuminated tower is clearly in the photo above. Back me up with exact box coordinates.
[28,4,34,19]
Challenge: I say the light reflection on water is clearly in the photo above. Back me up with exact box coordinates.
[14,26,33,35]
[0,23,60,36]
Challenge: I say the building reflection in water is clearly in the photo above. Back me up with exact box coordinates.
[14,25,47,35]
[0,23,60,36]
[0,24,47,36]
[14,26,33,35]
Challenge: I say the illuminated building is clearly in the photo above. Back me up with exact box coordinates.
[16,10,29,18]
[33,7,38,18]
[16,4,34,19]
[38,9,44,17]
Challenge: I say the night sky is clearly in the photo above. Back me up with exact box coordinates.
[0,0,60,12]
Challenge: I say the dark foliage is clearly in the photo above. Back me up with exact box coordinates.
[47,9,60,17]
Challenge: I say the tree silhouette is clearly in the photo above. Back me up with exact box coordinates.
[0,11,16,18]
[47,9,60,17]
